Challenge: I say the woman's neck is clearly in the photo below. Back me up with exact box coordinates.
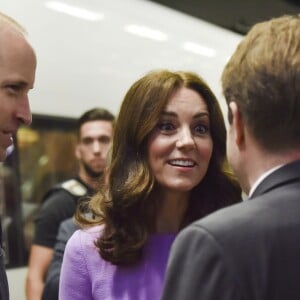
[154,189,189,234]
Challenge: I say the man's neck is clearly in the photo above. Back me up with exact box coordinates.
[77,172,99,190]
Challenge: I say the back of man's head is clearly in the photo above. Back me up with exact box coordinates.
[77,108,115,137]
[0,11,26,35]
[222,15,300,153]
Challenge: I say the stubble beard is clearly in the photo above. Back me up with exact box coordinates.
[82,160,103,179]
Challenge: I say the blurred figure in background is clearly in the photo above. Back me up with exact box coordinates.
[41,216,78,300]
[162,15,300,300]
[59,70,241,300]
[0,11,37,299]
[26,107,115,300]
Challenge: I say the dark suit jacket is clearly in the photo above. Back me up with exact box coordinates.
[42,218,79,300]
[162,160,300,300]
[0,246,9,300]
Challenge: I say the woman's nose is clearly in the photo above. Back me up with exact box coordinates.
[176,128,195,149]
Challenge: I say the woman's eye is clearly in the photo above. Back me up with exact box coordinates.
[195,124,209,134]
[158,122,175,132]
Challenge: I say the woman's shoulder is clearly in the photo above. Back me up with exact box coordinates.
[64,224,110,277]
[67,224,104,249]
[82,224,105,235]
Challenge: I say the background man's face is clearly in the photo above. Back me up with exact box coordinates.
[75,120,113,178]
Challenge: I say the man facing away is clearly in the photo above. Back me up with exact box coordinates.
[162,15,300,300]
[0,11,37,300]
[26,108,115,300]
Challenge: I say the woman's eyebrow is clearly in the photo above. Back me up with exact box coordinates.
[161,111,209,118]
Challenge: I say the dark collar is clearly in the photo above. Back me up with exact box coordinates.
[76,176,96,196]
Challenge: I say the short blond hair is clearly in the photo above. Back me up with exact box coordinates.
[222,15,300,152]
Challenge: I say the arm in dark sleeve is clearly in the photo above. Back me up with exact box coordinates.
[161,224,242,300]
[42,218,79,300]
[0,247,9,300]
[33,190,76,248]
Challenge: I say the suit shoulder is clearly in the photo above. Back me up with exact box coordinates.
[193,200,255,235]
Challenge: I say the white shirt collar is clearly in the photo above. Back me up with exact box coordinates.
[248,164,284,198]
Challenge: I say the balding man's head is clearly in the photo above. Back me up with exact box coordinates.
[0,11,36,161]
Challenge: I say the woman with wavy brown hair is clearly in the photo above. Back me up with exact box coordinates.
[59,69,241,300]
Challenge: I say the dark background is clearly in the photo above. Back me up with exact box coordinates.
[150,0,300,35]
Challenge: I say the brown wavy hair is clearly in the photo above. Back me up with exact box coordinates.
[77,70,241,265]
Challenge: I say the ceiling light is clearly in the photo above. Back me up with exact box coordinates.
[124,24,168,41]
[45,1,104,21]
[183,42,216,57]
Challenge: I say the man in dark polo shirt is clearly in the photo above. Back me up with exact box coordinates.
[26,108,114,300]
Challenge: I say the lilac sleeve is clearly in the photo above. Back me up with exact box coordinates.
[59,230,92,300]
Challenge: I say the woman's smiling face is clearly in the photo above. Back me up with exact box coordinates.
[147,87,213,194]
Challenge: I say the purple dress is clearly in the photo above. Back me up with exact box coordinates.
[59,225,176,300]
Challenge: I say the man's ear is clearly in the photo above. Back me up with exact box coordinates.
[229,102,245,149]
[75,144,81,159]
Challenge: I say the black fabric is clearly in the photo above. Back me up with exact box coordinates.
[0,222,2,248]
[33,177,94,248]
[0,247,9,300]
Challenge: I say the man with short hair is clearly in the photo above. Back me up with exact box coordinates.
[162,15,300,300]
[0,11,37,299]
[26,108,114,300]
